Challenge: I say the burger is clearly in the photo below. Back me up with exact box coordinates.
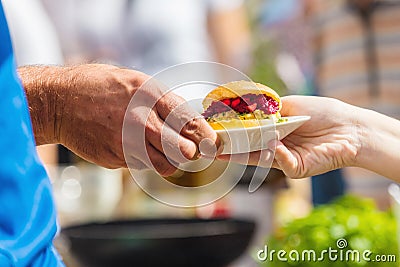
[202,81,285,130]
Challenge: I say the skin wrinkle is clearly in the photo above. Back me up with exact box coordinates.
[54,74,63,145]
[158,98,193,128]
[183,118,201,136]
[162,126,195,163]
[354,126,369,169]
[55,66,76,144]
[290,143,308,177]
[349,120,365,167]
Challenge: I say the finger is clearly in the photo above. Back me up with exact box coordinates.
[217,149,274,168]
[217,154,230,161]
[145,110,198,163]
[126,156,149,171]
[279,95,310,117]
[144,142,178,177]
[156,92,221,157]
[271,160,281,169]
[279,96,294,117]
[269,140,299,178]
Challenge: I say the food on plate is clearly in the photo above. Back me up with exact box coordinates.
[202,81,286,130]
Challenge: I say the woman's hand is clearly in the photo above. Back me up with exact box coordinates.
[220,95,400,181]
[218,96,361,178]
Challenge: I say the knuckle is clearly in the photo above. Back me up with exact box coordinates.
[145,122,159,137]
[130,73,149,89]
[182,118,201,136]
[145,116,162,136]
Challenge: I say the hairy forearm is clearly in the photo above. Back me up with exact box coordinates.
[354,106,400,181]
[18,65,71,145]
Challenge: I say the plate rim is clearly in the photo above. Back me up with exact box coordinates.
[214,115,311,133]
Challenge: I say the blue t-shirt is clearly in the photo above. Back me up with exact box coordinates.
[0,4,63,267]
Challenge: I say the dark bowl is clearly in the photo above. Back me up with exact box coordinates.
[61,218,256,267]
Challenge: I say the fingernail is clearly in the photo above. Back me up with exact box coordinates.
[199,138,218,158]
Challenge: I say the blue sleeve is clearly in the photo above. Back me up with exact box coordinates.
[0,4,64,267]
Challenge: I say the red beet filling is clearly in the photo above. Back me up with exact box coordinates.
[202,93,279,119]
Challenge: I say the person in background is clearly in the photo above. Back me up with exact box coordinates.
[41,0,250,73]
[305,0,400,208]
[307,0,400,113]
[255,0,346,205]
[0,2,220,265]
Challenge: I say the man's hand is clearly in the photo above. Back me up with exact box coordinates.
[20,64,220,175]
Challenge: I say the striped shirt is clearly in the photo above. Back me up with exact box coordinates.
[309,0,400,118]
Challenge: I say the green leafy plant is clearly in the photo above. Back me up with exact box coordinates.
[259,195,398,266]
[248,38,287,96]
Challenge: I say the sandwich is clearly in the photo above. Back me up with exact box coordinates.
[201,81,284,130]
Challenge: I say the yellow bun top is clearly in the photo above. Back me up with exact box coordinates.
[202,80,282,111]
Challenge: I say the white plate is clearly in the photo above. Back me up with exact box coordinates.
[215,116,311,154]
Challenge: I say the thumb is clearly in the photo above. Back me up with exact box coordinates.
[268,140,299,178]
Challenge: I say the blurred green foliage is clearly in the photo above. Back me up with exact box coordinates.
[245,0,287,96]
[259,195,398,267]
[248,39,287,96]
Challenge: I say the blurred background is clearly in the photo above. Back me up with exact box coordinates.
[3,0,400,266]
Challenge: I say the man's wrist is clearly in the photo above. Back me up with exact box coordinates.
[18,65,71,145]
